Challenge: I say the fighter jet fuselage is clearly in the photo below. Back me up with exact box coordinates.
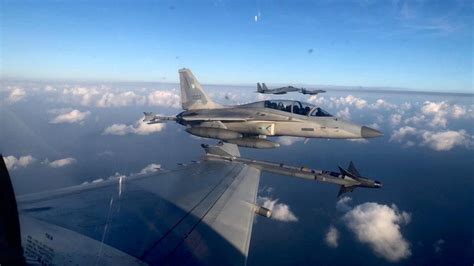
[144,68,382,149]
[177,103,380,139]
[300,88,326,95]
[256,83,299,94]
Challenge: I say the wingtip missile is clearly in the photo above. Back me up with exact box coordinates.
[336,162,382,197]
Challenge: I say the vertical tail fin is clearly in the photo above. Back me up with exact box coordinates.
[179,68,221,110]
[262,83,269,91]
[257,83,263,92]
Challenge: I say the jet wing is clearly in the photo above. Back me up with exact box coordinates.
[16,159,261,265]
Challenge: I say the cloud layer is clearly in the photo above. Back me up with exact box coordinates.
[390,126,472,151]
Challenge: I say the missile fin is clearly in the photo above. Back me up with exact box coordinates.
[348,161,361,177]
[337,185,356,197]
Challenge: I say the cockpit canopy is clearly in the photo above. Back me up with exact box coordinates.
[243,100,332,117]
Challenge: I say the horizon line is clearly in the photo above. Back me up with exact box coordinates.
[2,77,472,96]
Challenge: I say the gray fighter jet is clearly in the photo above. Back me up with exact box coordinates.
[257,83,326,96]
[0,142,381,265]
[144,68,382,149]
[256,82,300,94]
[299,88,326,95]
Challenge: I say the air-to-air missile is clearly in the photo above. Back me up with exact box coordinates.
[201,143,382,197]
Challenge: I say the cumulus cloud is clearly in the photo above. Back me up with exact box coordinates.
[336,196,353,212]
[390,126,418,142]
[44,85,56,92]
[400,102,412,110]
[7,88,26,104]
[3,155,36,170]
[419,101,471,127]
[371,99,397,110]
[404,113,427,125]
[49,109,90,124]
[103,117,166,135]
[391,126,473,151]
[368,123,380,129]
[60,86,181,109]
[325,226,340,248]
[97,91,146,107]
[147,90,181,108]
[342,201,412,262]
[433,239,445,253]
[450,105,466,118]
[62,86,101,106]
[420,130,472,151]
[421,101,449,117]
[401,101,472,129]
[48,157,76,168]
[258,196,298,222]
[138,163,162,175]
[390,114,402,126]
[332,95,367,109]
[336,107,351,120]
[307,95,327,106]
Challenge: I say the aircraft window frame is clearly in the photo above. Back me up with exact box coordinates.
[264,100,320,116]
[310,107,333,117]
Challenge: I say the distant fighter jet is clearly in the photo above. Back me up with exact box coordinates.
[144,68,382,149]
[256,83,300,94]
[299,88,326,95]
[257,83,326,96]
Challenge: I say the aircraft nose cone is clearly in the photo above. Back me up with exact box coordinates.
[361,126,383,138]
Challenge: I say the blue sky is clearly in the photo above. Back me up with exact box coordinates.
[2,0,472,92]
